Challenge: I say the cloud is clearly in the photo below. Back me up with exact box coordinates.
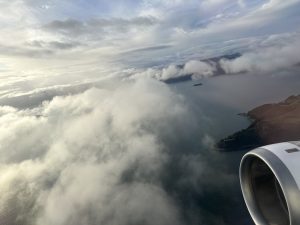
[117,31,300,81]
[184,60,217,78]
[0,78,191,225]
[123,44,173,53]
[0,2,299,224]
[220,36,300,73]
[43,17,158,38]
[133,60,217,81]
[0,0,299,75]
[28,40,82,50]
[0,77,248,225]
[201,0,230,10]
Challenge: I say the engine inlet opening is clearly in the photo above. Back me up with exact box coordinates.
[242,156,290,225]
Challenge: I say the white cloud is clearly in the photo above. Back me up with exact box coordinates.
[220,37,300,73]
[184,60,216,78]
[0,78,192,225]
[133,60,217,81]
[0,75,249,225]
[161,64,182,80]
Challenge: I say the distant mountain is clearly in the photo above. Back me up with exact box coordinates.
[218,95,300,151]
[163,53,241,84]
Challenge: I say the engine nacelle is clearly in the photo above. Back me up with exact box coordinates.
[240,142,300,225]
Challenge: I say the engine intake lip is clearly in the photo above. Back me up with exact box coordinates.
[240,148,298,225]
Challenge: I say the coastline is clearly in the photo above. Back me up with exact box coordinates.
[218,95,300,151]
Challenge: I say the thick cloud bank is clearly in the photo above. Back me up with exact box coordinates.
[0,78,188,225]
[0,78,241,225]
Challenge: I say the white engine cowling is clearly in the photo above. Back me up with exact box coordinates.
[240,142,300,225]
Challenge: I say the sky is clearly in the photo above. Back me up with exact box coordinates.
[0,0,299,101]
[0,1,300,225]
[1,0,300,76]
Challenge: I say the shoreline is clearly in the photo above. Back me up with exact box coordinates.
[218,95,300,151]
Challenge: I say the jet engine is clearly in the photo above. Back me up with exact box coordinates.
[240,142,300,225]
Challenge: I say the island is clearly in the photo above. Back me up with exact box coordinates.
[193,83,203,87]
[218,95,300,151]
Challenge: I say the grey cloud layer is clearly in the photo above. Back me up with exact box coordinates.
[28,40,82,50]
[43,16,158,37]
[0,0,299,72]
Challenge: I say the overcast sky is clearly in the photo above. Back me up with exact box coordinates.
[1,0,300,77]
[0,0,299,107]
